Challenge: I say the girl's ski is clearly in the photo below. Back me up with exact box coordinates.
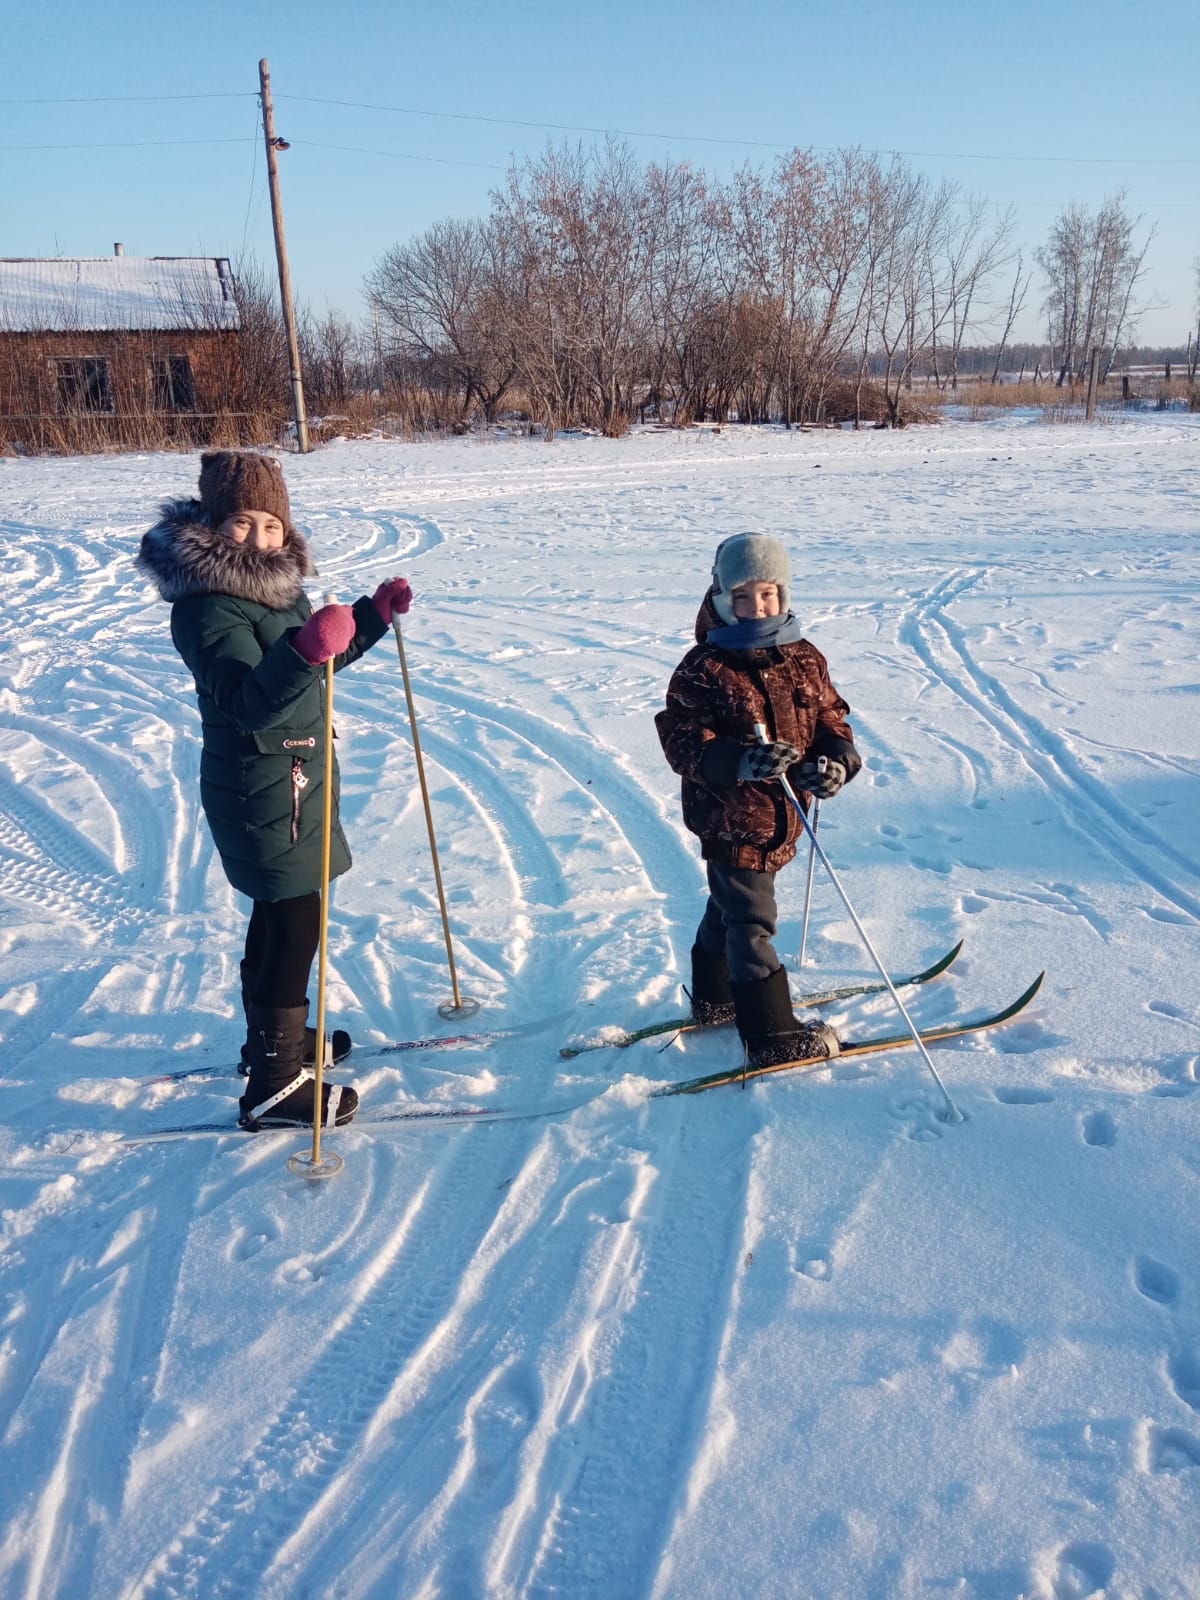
[135,1010,570,1086]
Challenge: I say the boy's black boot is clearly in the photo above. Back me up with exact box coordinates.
[238,1002,358,1130]
[688,942,735,1027]
[730,965,839,1069]
[238,963,352,1076]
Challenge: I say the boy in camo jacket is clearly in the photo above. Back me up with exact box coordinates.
[655,533,861,1067]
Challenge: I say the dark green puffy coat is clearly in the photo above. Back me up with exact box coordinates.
[137,499,388,902]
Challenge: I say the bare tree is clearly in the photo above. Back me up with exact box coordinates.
[858,161,948,426]
[229,255,289,426]
[639,158,724,423]
[1037,193,1154,383]
[990,252,1031,382]
[927,200,1016,390]
[297,306,361,409]
[364,217,515,423]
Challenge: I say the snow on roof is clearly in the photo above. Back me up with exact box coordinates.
[0,256,240,332]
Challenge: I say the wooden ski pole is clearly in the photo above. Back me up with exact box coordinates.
[288,595,344,1179]
[392,609,479,1021]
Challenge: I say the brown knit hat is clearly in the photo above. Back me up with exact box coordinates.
[198,451,291,528]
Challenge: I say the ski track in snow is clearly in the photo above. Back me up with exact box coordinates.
[2,421,1199,1598]
[898,566,1200,926]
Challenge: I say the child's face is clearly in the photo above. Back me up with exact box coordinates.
[217,509,286,551]
[731,581,781,620]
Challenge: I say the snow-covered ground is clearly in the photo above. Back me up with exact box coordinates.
[1,415,1198,1600]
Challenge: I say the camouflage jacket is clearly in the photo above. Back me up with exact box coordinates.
[655,592,861,872]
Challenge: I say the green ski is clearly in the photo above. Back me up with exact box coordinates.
[560,939,964,1058]
[656,970,1045,1097]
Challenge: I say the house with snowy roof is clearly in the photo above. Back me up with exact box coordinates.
[0,249,244,450]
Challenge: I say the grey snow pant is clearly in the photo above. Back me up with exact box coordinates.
[696,861,780,984]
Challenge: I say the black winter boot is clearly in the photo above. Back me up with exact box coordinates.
[238,964,352,1077]
[238,1003,359,1130]
[730,966,839,1069]
[688,943,735,1027]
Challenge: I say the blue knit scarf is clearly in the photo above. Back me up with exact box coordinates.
[706,612,805,651]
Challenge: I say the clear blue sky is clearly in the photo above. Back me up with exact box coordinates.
[5,0,1197,347]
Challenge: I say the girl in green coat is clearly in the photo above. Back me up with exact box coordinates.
[137,451,412,1129]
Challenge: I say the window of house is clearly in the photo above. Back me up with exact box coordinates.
[149,354,196,412]
[53,357,114,413]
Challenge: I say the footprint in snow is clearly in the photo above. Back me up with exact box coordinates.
[1133,1256,1181,1308]
[279,1259,326,1285]
[228,1221,278,1263]
[1033,1539,1114,1599]
[1080,1109,1117,1148]
[888,1091,945,1142]
[1147,1425,1200,1472]
[791,1242,833,1283]
[1165,1347,1200,1412]
[993,1085,1055,1106]
[995,1019,1054,1055]
[463,1360,541,1499]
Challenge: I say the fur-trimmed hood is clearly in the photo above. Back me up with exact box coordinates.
[136,497,316,609]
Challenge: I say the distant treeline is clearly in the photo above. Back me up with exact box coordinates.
[316,141,1174,433]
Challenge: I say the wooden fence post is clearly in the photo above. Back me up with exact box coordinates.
[1085,347,1101,421]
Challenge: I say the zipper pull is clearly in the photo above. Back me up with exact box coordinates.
[290,756,309,843]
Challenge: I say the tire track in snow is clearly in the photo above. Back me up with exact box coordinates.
[122,1124,551,1600]
[0,1144,212,1600]
[510,1103,756,1598]
[899,569,1200,924]
[0,786,151,937]
[260,1123,659,1596]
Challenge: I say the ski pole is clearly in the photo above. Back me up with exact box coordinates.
[392,609,479,1021]
[754,725,964,1124]
[288,595,345,1180]
[796,758,825,966]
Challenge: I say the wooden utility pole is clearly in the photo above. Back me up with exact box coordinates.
[259,58,310,453]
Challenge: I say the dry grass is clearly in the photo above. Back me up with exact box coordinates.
[935,375,1198,423]
[0,409,285,457]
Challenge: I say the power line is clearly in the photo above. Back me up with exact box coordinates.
[279,92,1200,167]
[291,139,505,172]
[241,102,263,258]
[4,86,1196,166]
[0,138,254,151]
[0,92,254,104]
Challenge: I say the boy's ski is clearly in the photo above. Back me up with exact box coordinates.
[135,1010,571,1086]
[111,971,1041,1143]
[655,970,1045,1097]
[559,940,964,1058]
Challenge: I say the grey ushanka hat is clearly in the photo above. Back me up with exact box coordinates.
[710,533,791,624]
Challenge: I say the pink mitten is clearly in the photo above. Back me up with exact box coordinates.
[292,603,356,665]
[372,576,412,623]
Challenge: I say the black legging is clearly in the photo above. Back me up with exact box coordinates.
[243,893,321,1009]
